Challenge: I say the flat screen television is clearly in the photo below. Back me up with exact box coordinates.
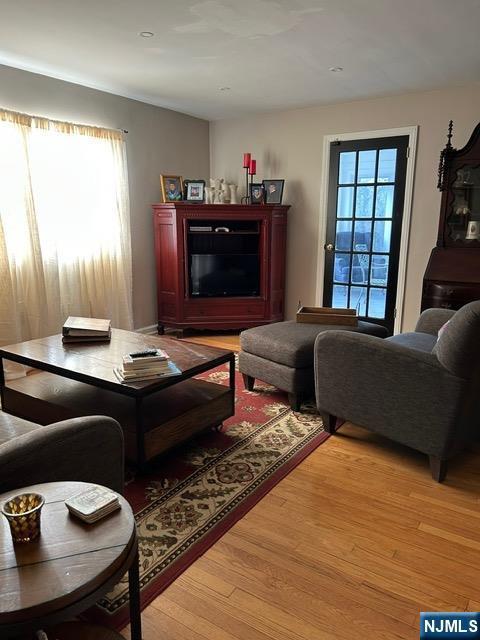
[190,254,260,297]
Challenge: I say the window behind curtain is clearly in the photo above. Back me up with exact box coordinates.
[0,109,133,354]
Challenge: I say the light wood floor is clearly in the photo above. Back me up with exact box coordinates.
[123,332,480,640]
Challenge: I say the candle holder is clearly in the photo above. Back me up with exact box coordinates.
[2,492,45,543]
[248,159,257,201]
[241,166,250,204]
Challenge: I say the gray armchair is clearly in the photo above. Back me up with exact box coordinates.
[0,413,124,495]
[314,301,480,481]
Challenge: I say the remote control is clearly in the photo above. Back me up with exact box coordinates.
[129,349,159,358]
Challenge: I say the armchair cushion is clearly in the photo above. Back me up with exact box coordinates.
[387,332,437,352]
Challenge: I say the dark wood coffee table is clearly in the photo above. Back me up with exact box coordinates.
[0,329,235,468]
[0,481,141,639]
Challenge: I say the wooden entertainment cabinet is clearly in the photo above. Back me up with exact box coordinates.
[152,203,289,333]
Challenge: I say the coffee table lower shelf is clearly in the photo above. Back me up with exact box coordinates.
[3,372,234,467]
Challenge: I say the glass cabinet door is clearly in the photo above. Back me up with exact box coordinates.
[447,164,480,243]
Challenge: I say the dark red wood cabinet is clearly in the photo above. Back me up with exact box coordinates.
[152,203,289,333]
[422,122,480,311]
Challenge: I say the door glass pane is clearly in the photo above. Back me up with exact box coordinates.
[378,148,397,182]
[351,254,370,285]
[370,254,389,285]
[369,288,387,318]
[335,221,352,250]
[350,286,367,315]
[373,220,392,252]
[375,185,394,218]
[337,187,354,218]
[353,220,372,251]
[334,253,351,283]
[339,152,356,184]
[333,284,348,308]
[355,186,374,218]
[357,150,376,183]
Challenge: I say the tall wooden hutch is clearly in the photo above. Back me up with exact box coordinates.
[152,203,289,333]
[422,122,480,310]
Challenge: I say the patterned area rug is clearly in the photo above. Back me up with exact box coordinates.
[87,363,327,630]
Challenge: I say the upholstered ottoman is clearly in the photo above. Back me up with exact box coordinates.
[239,320,388,410]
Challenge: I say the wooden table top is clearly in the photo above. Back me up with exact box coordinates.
[0,329,233,397]
[0,482,135,627]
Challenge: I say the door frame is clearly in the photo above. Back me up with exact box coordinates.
[315,126,418,334]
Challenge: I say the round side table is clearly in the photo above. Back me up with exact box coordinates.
[0,481,141,640]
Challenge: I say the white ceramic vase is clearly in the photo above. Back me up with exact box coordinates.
[229,184,238,204]
[222,183,230,204]
[205,186,214,205]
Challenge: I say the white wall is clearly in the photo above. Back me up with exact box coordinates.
[210,83,480,330]
[0,64,210,329]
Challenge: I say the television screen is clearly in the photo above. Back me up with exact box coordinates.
[190,254,260,297]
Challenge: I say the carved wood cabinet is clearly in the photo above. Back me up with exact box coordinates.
[422,122,480,311]
[152,203,289,333]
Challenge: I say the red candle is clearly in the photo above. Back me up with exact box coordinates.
[243,153,251,168]
[249,158,256,175]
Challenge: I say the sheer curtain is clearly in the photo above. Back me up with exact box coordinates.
[0,109,133,376]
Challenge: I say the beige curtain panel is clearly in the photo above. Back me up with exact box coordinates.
[0,109,133,377]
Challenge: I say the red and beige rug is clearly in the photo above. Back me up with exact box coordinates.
[88,364,327,630]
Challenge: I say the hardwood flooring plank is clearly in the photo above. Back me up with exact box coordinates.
[158,581,286,640]
[270,483,480,569]
[229,588,345,640]
[295,542,467,611]
[418,523,480,552]
[206,535,417,639]
[150,590,240,640]
[392,546,480,602]
[121,604,208,640]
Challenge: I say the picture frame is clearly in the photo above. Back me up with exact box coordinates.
[249,183,264,205]
[184,179,206,202]
[262,179,285,204]
[160,175,183,202]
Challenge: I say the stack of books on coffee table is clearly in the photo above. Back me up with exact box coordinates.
[114,348,181,383]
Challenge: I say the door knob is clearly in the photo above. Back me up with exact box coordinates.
[325,243,334,252]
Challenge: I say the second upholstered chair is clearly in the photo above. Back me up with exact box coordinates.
[314,301,480,482]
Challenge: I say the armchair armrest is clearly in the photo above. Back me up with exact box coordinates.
[0,415,124,495]
[415,308,456,336]
[314,331,465,458]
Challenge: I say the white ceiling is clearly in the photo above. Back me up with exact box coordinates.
[1,0,480,120]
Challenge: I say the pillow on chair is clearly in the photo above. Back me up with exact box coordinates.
[437,319,451,339]
[433,301,480,378]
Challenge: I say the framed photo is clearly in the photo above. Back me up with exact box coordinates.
[184,179,205,202]
[160,175,183,202]
[250,183,264,205]
[262,179,285,204]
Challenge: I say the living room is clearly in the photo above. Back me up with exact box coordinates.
[0,1,479,639]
